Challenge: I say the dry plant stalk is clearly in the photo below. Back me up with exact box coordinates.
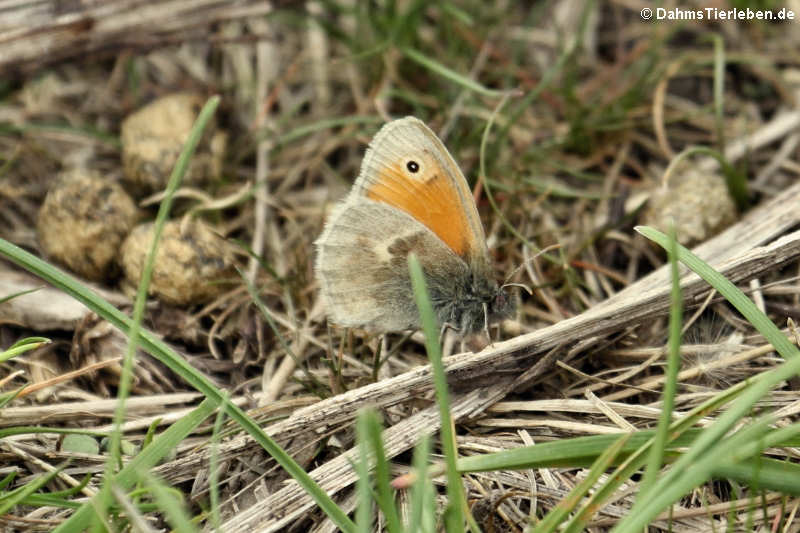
[0,0,276,73]
[191,181,800,531]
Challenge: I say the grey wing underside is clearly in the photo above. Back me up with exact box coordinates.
[315,200,463,332]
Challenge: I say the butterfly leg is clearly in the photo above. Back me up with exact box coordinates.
[439,321,458,341]
[438,322,462,355]
[482,302,491,343]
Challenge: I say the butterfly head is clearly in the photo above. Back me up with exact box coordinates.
[428,262,516,336]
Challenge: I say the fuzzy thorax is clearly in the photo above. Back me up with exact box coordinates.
[423,260,515,335]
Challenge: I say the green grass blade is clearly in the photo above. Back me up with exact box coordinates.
[458,430,698,473]
[0,426,108,439]
[407,254,465,532]
[271,115,384,146]
[0,336,50,362]
[363,409,403,533]
[408,433,432,533]
[140,474,196,533]
[640,227,683,493]
[96,95,221,530]
[457,424,800,474]
[0,467,63,516]
[541,362,790,529]
[535,433,630,533]
[355,410,375,533]
[400,46,505,98]
[714,455,800,495]
[0,472,16,491]
[0,286,42,305]
[208,391,229,533]
[0,236,355,533]
[611,227,800,531]
[635,226,797,360]
[615,421,800,533]
[52,398,218,532]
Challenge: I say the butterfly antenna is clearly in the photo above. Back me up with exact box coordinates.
[501,282,532,294]
[502,243,562,286]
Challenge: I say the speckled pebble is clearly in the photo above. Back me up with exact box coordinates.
[642,166,738,247]
[120,220,235,305]
[37,170,140,281]
[121,93,227,196]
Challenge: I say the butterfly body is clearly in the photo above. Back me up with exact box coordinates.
[315,117,513,336]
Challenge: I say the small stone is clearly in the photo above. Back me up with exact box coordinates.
[642,166,738,247]
[37,170,140,281]
[120,220,235,305]
[121,93,227,196]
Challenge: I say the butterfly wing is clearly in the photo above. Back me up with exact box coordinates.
[315,200,469,332]
[348,117,490,265]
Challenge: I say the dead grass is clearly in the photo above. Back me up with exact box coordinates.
[2,1,800,531]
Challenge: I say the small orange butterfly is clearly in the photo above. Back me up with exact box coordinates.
[315,117,514,336]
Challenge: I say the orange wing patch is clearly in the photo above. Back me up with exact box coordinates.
[365,160,477,259]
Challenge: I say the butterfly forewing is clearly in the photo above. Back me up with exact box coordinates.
[351,117,489,264]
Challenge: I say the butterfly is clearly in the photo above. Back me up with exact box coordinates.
[315,117,514,337]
